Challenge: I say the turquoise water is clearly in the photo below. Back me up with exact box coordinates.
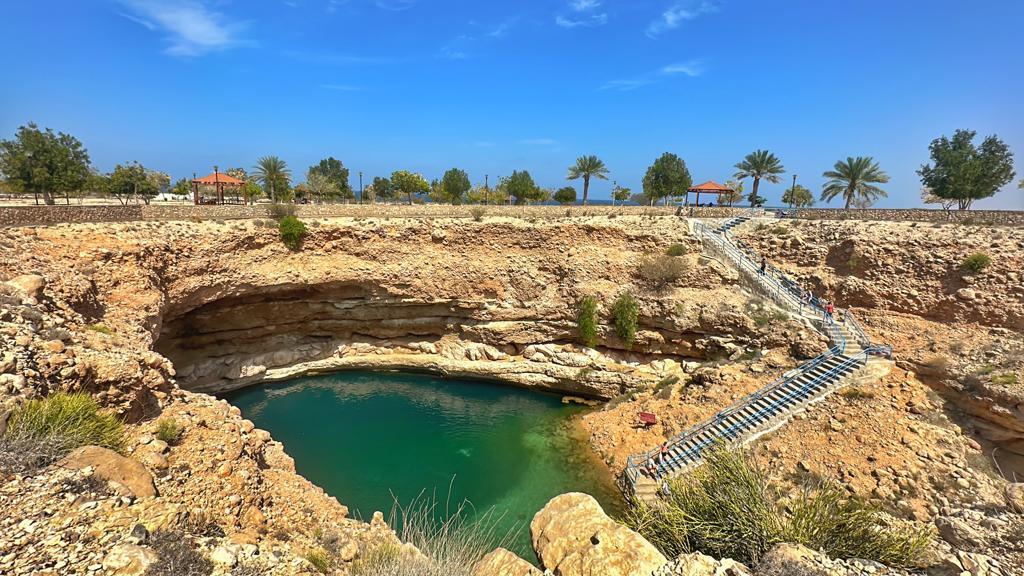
[223,371,623,558]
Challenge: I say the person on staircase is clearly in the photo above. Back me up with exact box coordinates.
[759,256,767,276]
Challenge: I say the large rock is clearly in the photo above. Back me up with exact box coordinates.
[531,492,666,576]
[57,446,157,498]
[474,547,542,576]
[655,552,750,576]
[102,543,158,575]
[1006,483,1024,513]
[6,274,46,299]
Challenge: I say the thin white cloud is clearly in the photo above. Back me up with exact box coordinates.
[284,49,396,65]
[570,0,601,11]
[475,141,496,148]
[646,0,717,38]
[483,18,517,38]
[117,0,248,57]
[519,138,557,146]
[601,59,705,91]
[555,13,608,28]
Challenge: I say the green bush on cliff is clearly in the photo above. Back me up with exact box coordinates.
[961,252,991,273]
[576,295,599,348]
[623,446,930,568]
[611,291,639,350]
[155,417,184,445]
[0,392,125,472]
[279,215,307,250]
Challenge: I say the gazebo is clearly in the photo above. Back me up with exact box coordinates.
[191,169,245,205]
[686,180,734,206]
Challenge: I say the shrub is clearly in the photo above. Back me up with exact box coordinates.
[623,447,930,568]
[85,323,114,335]
[751,308,789,327]
[576,295,599,347]
[469,206,486,221]
[638,255,688,289]
[665,244,686,257]
[278,215,307,250]
[350,494,512,576]
[303,548,332,574]
[992,372,1019,386]
[155,417,184,445]
[961,252,992,273]
[1,392,125,472]
[612,292,639,350]
[266,202,296,220]
[840,387,875,400]
[144,530,213,576]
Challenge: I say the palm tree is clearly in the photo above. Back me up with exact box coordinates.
[733,150,785,206]
[567,155,609,206]
[253,156,291,202]
[821,156,889,209]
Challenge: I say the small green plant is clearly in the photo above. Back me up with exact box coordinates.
[303,548,332,574]
[848,252,862,270]
[611,291,639,350]
[266,202,297,220]
[1,392,125,472]
[576,295,599,347]
[771,225,788,235]
[278,215,307,250]
[155,417,184,445]
[85,323,114,335]
[992,372,1019,385]
[961,252,992,273]
[751,309,789,327]
[665,243,686,256]
[469,206,486,221]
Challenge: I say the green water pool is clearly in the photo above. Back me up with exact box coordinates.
[223,370,623,559]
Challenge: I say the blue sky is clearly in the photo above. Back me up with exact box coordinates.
[2,0,1022,208]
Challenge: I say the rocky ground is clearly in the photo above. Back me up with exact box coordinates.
[1,214,1022,575]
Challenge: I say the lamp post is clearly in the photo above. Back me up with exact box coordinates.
[790,174,797,208]
[358,171,363,204]
[484,174,489,205]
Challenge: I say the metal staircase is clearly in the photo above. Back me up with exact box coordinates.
[622,217,891,500]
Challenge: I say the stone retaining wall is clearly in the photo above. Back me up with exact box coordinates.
[2,203,751,227]
[794,208,1024,226]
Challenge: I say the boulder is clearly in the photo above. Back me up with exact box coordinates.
[531,492,666,576]
[655,552,750,576]
[57,446,157,498]
[102,544,158,575]
[1006,483,1024,513]
[474,548,542,576]
[6,274,46,299]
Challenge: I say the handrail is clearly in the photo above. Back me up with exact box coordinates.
[623,217,893,496]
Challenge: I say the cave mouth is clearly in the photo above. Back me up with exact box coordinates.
[223,370,624,559]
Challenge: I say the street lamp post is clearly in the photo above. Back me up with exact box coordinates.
[790,174,797,208]
[484,174,489,205]
[359,171,363,204]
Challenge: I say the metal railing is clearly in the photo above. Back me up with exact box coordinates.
[623,217,893,496]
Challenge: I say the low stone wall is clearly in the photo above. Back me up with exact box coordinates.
[2,203,755,227]
[794,208,1024,226]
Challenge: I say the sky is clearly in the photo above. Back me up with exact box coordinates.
[1,0,1022,208]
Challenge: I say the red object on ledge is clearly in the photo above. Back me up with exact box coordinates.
[639,411,657,428]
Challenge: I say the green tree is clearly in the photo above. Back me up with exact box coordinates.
[108,162,157,205]
[781,184,815,208]
[554,186,577,205]
[504,170,541,204]
[225,167,248,182]
[242,181,262,205]
[567,155,609,206]
[371,176,392,203]
[305,171,339,203]
[391,170,430,204]
[821,156,889,209]
[612,184,631,205]
[308,157,352,201]
[718,180,745,206]
[0,123,91,205]
[733,150,785,207]
[253,156,291,202]
[643,152,692,206]
[170,178,191,202]
[921,188,955,212]
[917,129,1016,210]
[440,168,471,204]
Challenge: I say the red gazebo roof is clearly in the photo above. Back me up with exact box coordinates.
[687,180,733,193]
[192,172,244,185]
